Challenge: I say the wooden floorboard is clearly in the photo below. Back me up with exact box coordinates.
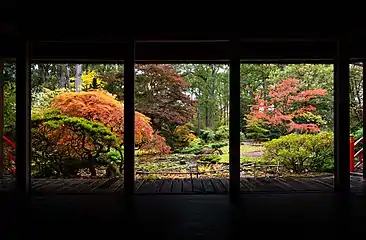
[182,179,193,193]
[0,176,364,194]
[154,179,165,193]
[159,179,173,193]
[211,178,227,193]
[79,179,104,193]
[278,178,314,191]
[93,178,120,193]
[201,179,215,193]
[299,178,331,191]
[54,179,85,193]
[271,178,294,191]
[171,179,182,193]
[135,179,145,192]
[109,178,124,192]
[73,179,95,193]
[241,178,256,191]
[33,179,60,191]
[256,177,288,191]
[35,179,73,193]
[137,179,156,193]
[219,179,229,192]
[192,178,204,193]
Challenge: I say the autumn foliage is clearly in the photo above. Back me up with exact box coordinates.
[101,64,196,146]
[135,65,196,125]
[50,90,170,154]
[248,78,327,135]
[32,112,118,177]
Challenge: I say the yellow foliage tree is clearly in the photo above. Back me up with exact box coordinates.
[69,70,106,90]
[81,70,106,90]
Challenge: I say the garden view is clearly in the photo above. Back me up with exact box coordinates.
[1,63,364,180]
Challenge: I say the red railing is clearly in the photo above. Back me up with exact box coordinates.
[350,135,363,172]
[1,136,16,175]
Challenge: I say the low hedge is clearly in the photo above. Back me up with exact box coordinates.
[262,132,334,173]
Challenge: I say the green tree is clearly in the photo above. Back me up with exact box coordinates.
[349,63,363,131]
[176,64,230,133]
[2,62,16,132]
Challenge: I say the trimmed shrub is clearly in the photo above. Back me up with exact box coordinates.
[198,155,221,164]
[263,132,334,173]
[307,132,334,172]
[172,123,197,149]
[208,141,228,149]
[214,125,229,141]
[200,128,215,143]
[179,138,205,154]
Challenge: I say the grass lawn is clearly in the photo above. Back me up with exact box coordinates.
[218,144,265,164]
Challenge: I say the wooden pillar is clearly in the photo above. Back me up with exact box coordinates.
[229,39,241,194]
[0,59,4,177]
[334,37,350,193]
[124,39,135,194]
[16,40,31,194]
[363,60,366,178]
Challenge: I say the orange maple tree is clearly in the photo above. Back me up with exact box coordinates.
[50,90,170,154]
[249,78,327,134]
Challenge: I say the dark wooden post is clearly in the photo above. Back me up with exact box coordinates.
[0,59,4,177]
[16,39,31,194]
[229,39,241,195]
[334,37,350,193]
[124,39,135,194]
[363,60,366,178]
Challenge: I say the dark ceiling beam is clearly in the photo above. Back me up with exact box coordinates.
[23,26,347,43]
[28,41,338,62]
[1,37,366,63]
[2,19,366,43]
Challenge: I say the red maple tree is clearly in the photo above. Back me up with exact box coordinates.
[249,78,327,134]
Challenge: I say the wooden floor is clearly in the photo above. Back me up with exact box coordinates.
[1,175,365,194]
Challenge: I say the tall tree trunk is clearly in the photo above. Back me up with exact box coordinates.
[226,103,229,126]
[197,101,201,135]
[40,64,46,84]
[210,76,215,128]
[59,64,66,88]
[197,90,201,135]
[205,105,209,128]
[219,101,222,124]
[65,64,70,88]
[211,101,215,128]
[75,64,82,92]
